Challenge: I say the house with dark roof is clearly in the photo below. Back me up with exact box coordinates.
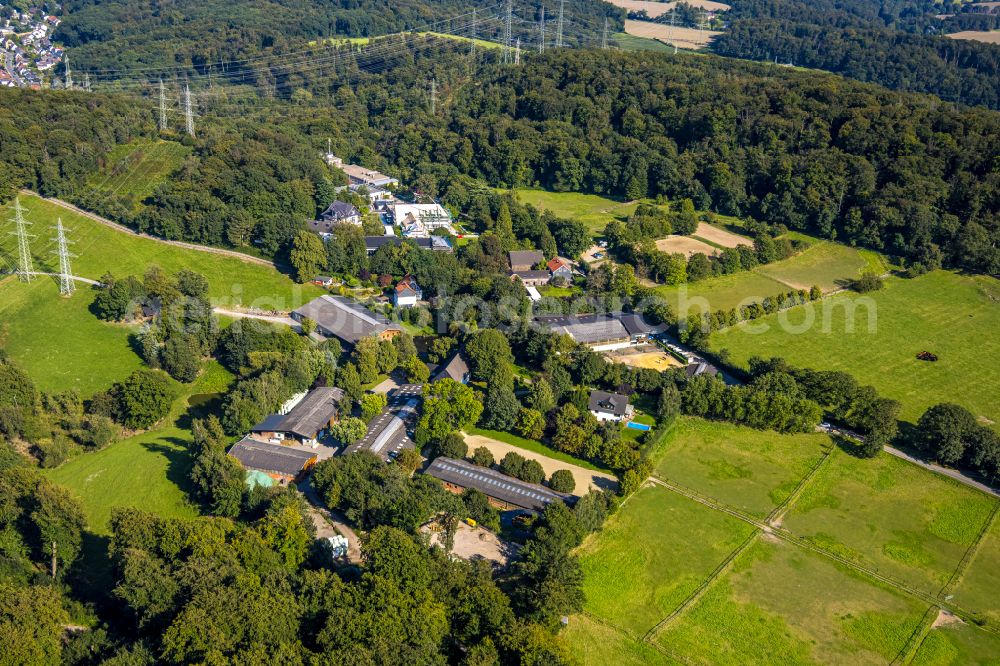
[588,390,633,423]
[228,437,318,483]
[432,350,470,384]
[310,202,361,236]
[425,457,572,512]
[292,295,403,347]
[249,386,346,446]
[393,275,422,308]
[509,250,545,272]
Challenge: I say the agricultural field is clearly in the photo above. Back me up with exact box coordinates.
[654,238,882,315]
[561,615,676,666]
[43,361,234,533]
[655,539,931,665]
[86,139,191,206]
[692,222,751,249]
[655,235,718,257]
[613,32,678,52]
[947,30,1000,44]
[949,515,1000,627]
[622,21,722,50]
[709,270,1000,425]
[604,0,731,17]
[781,448,998,596]
[651,417,831,519]
[577,483,755,636]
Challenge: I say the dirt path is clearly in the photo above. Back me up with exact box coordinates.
[22,190,275,268]
[462,433,617,494]
[213,307,300,330]
[297,480,362,563]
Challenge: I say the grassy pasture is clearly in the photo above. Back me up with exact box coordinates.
[950,515,1000,627]
[43,361,234,534]
[709,270,1000,425]
[911,621,1000,665]
[507,189,642,235]
[561,615,678,666]
[86,139,191,205]
[651,417,831,519]
[577,483,755,636]
[782,448,999,596]
[656,539,931,665]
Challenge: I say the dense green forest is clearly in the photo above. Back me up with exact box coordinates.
[716,0,1000,108]
[2,41,999,276]
[56,0,621,73]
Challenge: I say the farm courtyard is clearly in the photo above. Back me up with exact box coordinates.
[571,417,1000,665]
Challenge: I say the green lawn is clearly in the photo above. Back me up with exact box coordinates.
[86,138,191,206]
[0,277,144,395]
[0,194,320,393]
[782,448,999,596]
[656,539,931,665]
[577,484,756,636]
[950,514,1000,627]
[562,615,678,666]
[655,270,792,315]
[43,361,234,534]
[651,417,831,519]
[614,32,677,52]
[709,270,1000,425]
[911,621,1000,666]
[466,427,610,473]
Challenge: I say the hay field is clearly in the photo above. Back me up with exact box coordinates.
[623,20,721,49]
[605,0,731,18]
[947,30,1000,44]
[694,222,752,248]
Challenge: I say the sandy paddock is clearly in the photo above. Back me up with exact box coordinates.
[610,349,684,371]
[695,222,752,248]
[655,234,719,257]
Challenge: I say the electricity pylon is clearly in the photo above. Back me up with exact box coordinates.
[9,197,34,282]
[53,218,76,296]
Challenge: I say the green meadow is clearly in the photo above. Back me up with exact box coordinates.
[709,270,1000,425]
[86,138,191,206]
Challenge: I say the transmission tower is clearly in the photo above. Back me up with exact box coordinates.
[52,218,75,296]
[470,7,477,57]
[430,78,437,115]
[602,16,609,49]
[539,6,546,53]
[184,83,195,137]
[83,73,91,91]
[556,0,564,48]
[64,53,72,89]
[8,197,34,282]
[514,38,521,64]
[158,79,168,132]
[503,0,513,63]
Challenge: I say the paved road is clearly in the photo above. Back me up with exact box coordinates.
[3,50,22,86]
[22,191,275,267]
[345,385,422,461]
[886,445,999,499]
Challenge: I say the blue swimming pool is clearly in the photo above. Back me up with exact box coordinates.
[626,421,651,431]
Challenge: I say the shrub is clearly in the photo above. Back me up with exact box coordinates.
[548,470,576,493]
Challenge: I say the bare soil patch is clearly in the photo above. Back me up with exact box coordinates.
[423,520,513,565]
[609,348,684,371]
[695,222,752,248]
[464,434,618,493]
[947,30,1000,44]
[655,234,719,257]
[624,20,722,49]
[605,0,730,18]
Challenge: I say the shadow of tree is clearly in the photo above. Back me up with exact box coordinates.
[139,438,197,499]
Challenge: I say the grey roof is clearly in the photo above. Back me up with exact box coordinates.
[536,313,630,344]
[433,350,469,383]
[250,387,345,439]
[293,295,402,345]
[619,313,667,337]
[685,362,719,378]
[228,437,316,477]
[320,201,360,221]
[509,250,545,269]
[510,270,551,282]
[588,390,629,417]
[425,457,571,511]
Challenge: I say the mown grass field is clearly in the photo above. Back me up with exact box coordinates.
[651,417,831,519]
[507,189,642,235]
[43,361,234,534]
[86,139,191,205]
[709,270,1000,425]
[0,195,319,393]
[782,448,998,595]
[578,483,756,636]
[561,615,676,666]
[656,539,931,665]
